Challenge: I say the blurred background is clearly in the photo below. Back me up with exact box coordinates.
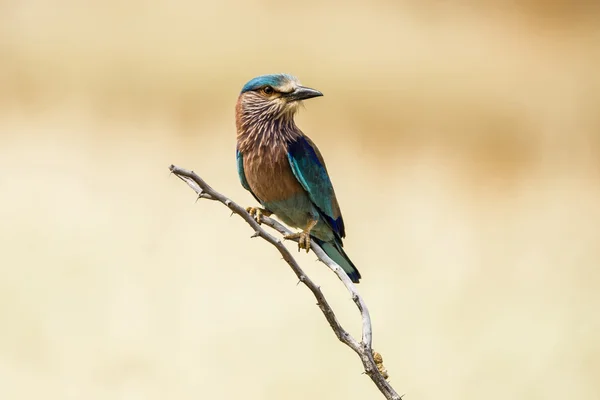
[1,1,599,399]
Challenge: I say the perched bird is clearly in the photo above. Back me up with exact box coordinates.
[235,73,361,283]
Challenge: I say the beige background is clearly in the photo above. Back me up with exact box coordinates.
[1,1,599,399]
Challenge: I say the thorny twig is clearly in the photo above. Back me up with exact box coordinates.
[169,164,401,400]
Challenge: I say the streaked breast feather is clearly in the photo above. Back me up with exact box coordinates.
[244,146,304,203]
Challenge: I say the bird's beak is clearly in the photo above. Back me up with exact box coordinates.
[284,86,323,102]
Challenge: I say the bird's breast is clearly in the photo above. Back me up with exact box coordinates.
[243,147,304,203]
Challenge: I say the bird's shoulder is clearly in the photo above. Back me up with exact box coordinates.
[286,134,329,170]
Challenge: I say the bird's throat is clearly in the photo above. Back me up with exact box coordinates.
[236,115,300,156]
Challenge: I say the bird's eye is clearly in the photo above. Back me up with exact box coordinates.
[262,86,274,95]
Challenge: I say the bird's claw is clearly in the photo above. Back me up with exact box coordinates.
[246,207,271,224]
[283,219,317,253]
[283,231,311,253]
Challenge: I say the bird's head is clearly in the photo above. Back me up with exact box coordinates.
[236,74,323,122]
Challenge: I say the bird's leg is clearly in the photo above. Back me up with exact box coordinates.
[284,218,318,253]
[245,206,272,224]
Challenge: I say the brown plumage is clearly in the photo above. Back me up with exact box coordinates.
[235,73,362,283]
[236,95,304,203]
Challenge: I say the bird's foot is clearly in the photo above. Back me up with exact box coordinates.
[246,207,272,224]
[284,219,317,253]
[284,231,312,252]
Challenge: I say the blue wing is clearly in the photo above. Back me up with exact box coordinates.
[287,136,346,239]
[236,149,262,204]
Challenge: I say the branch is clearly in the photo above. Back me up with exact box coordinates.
[169,164,402,400]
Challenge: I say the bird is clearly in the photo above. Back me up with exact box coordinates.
[235,73,361,283]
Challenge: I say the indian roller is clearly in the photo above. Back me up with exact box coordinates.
[235,73,362,283]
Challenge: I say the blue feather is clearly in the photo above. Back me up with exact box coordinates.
[286,136,345,239]
[236,149,262,205]
[314,237,361,283]
[241,73,296,93]
[236,149,250,191]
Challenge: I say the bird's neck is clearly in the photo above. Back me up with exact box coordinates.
[235,99,302,155]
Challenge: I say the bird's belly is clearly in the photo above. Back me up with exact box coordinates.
[262,196,334,242]
[244,152,326,233]
[244,153,304,204]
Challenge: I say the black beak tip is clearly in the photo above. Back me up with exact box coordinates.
[287,86,323,101]
[303,87,323,99]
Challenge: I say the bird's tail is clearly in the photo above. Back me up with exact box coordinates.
[313,238,361,283]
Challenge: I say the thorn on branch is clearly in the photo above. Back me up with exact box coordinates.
[250,231,260,238]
